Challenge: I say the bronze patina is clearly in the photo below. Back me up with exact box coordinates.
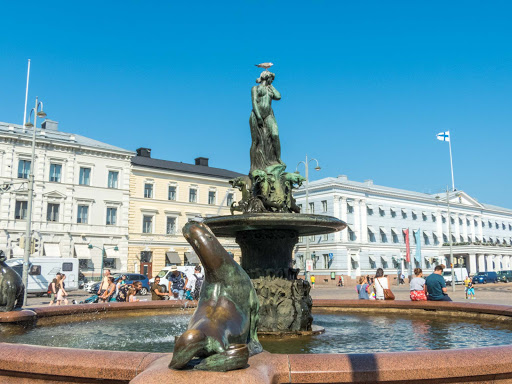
[169,222,262,372]
[0,251,24,311]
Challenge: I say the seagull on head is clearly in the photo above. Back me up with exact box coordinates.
[255,62,273,71]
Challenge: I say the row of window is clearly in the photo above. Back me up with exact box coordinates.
[142,215,177,234]
[14,201,118,225]
[18,160,120,189]
[143,183,234,206]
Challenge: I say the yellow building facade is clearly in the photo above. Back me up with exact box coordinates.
[128,148,242,278]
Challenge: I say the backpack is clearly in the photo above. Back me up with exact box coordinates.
[192,274,204,300]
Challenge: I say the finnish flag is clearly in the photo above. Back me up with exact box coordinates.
[436,131,450,142]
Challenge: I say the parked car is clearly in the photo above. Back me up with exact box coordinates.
[113,273,150,295]
[472,271,499,284]
[497,270,512,283]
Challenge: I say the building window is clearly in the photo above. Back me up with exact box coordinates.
[227,193,234,206]
[392,232,399,243]
[433,233,439,245]
[390,209,396,218]
[451,217,455,225]
[459,235,464,242]
[49,164,62,182]
[47,203,59,222]
[77,205,89,224]
[443,234,448,243]
[367,207,373,215]
[106,207,117,225]
[412,212,417,220]
[402,231,407,243]
[368,229,376,243]
[166,217,176,234]
[79,167,91,185]
[189,188,197,203]
[467,219,471,226]
[432,214,436,222]
[380,230,387,243]
[108,171,119,189]
[402,210,407,219]
[15,201,27,219]
[502,223,506,230]
[309,202,315,214]
[488,220,492,228]
[442,216,446,223]
[208,191,216,205]
[459,218,462,225]
[168,186,176,201]
[347,203,354,213]
[298,236,303,243]
[142,215,153,233]
[322,234,328,241]
[18,159,31,179]
[451,234,456,243]
[481,221,485,228]
[379,207,385,217]
[144,183,153,198]
[423,233,430,245]
[309,235,315,242]
[495,222,499,229]
[422,213,427,221]
[322,200,328,213]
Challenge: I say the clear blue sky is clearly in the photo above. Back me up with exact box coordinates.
[1,1,511,207]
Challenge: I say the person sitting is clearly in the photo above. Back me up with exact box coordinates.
[117,281,143,302]
[356,276,370,300]
[151,277,169,300]
[425,264,452,301]
[410,268,427,301]
[99,276,116,303]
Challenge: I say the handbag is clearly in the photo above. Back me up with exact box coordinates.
[377,278,395,300]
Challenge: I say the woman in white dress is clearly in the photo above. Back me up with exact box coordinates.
[56,274,68,305]
[373,268,389,300]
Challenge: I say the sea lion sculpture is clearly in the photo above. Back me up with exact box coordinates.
[169,221,262,371]
[0,250,24,311]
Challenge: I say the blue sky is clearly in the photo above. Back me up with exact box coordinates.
[1,1,511,207]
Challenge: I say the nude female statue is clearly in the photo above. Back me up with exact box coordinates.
[249,71,283,172]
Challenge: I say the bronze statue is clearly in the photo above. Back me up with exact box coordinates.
[0,250,24,311]
[230,69,306,214]
[169,222,262,372]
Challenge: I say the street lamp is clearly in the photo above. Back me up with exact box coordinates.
[296,154,321,283]
[21,97,46,304]
[88,244,119,281]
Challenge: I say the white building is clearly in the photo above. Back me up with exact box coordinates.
[294,175,512,279]
[0,120,133,278]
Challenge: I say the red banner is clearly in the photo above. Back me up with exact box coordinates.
[404,229,410,262]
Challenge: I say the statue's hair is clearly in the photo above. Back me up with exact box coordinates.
[256,71,275,84]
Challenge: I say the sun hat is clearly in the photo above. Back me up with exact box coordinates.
[170,265,178,272]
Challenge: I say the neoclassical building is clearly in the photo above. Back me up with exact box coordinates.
[294,175,512,279]
[0,120,133,278]
[128,148,242,278]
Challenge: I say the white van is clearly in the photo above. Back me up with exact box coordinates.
[149,266,197,288]
[443,267,469,285]
[6,258,79,295]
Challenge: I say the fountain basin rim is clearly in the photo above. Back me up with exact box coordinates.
[203,213,346,237]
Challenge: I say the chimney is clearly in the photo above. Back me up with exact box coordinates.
[41,119,58,131]
[136,148,151,158]
[195,157,209,167]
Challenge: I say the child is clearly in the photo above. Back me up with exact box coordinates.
[467,280,475,299]
[356,276,370,300]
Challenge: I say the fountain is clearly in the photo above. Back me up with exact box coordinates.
[1,69,512,383]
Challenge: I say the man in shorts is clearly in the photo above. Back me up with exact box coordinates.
[49,272,61,306]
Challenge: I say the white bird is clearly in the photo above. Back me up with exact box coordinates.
[255,62,273,70]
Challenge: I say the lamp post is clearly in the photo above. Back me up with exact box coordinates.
[88,244,118,281]
[296,155,321,283]
[21,97,46,304]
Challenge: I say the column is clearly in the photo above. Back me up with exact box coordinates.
[495,255,503,271]
[353,200,361,243]
[340,197,348,242]
[454,213,460,241]
[468,253,477,274]
[461,214,468,241]
[486,254,494,272]
[477,254,485,272]
[477,216,483,240]
[333,195,341,242]
[360,200,367,244]
[469,215,476,241]
[504,255,511,270]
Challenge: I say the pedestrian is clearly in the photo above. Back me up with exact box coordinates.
[373,268,390,300]
[168,265,188,300]
[425,264,452,301]
[151,277,169,300]
[186,265,204,300]
[356,276,370,300]
[464,276,471,299]
[99,276,116,303]
[48,272,61,306]
[467,279,475,299]
[310,275,315,288]
[410,268,427,301]
[400,272,405,285]
[97,269,111,298]
[56,274,68,305]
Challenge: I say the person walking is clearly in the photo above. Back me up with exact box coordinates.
[56,274,68,305]
[373,268,389,300]
[464,276,471,299]
[425,264,452,301]
[48,272,61,306]
[356,276,370,300]
[310,275,316,289]
[410,268,427,301]
[97,269,111,298]
[186,265,204,300]
[151,277,169,300]
[168,265,188,300]
[467,279,475,299]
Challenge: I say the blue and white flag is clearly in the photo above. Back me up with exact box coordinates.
[436,131,450,142]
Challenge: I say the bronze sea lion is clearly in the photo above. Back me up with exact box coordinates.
[0,250,24,311]
[169,222,262,371]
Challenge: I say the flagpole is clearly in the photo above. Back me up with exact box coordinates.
[22,59,31,130]
[448,132,455,191]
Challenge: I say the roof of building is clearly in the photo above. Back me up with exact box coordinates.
[131,155,245,180]
[0,121,133,154]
